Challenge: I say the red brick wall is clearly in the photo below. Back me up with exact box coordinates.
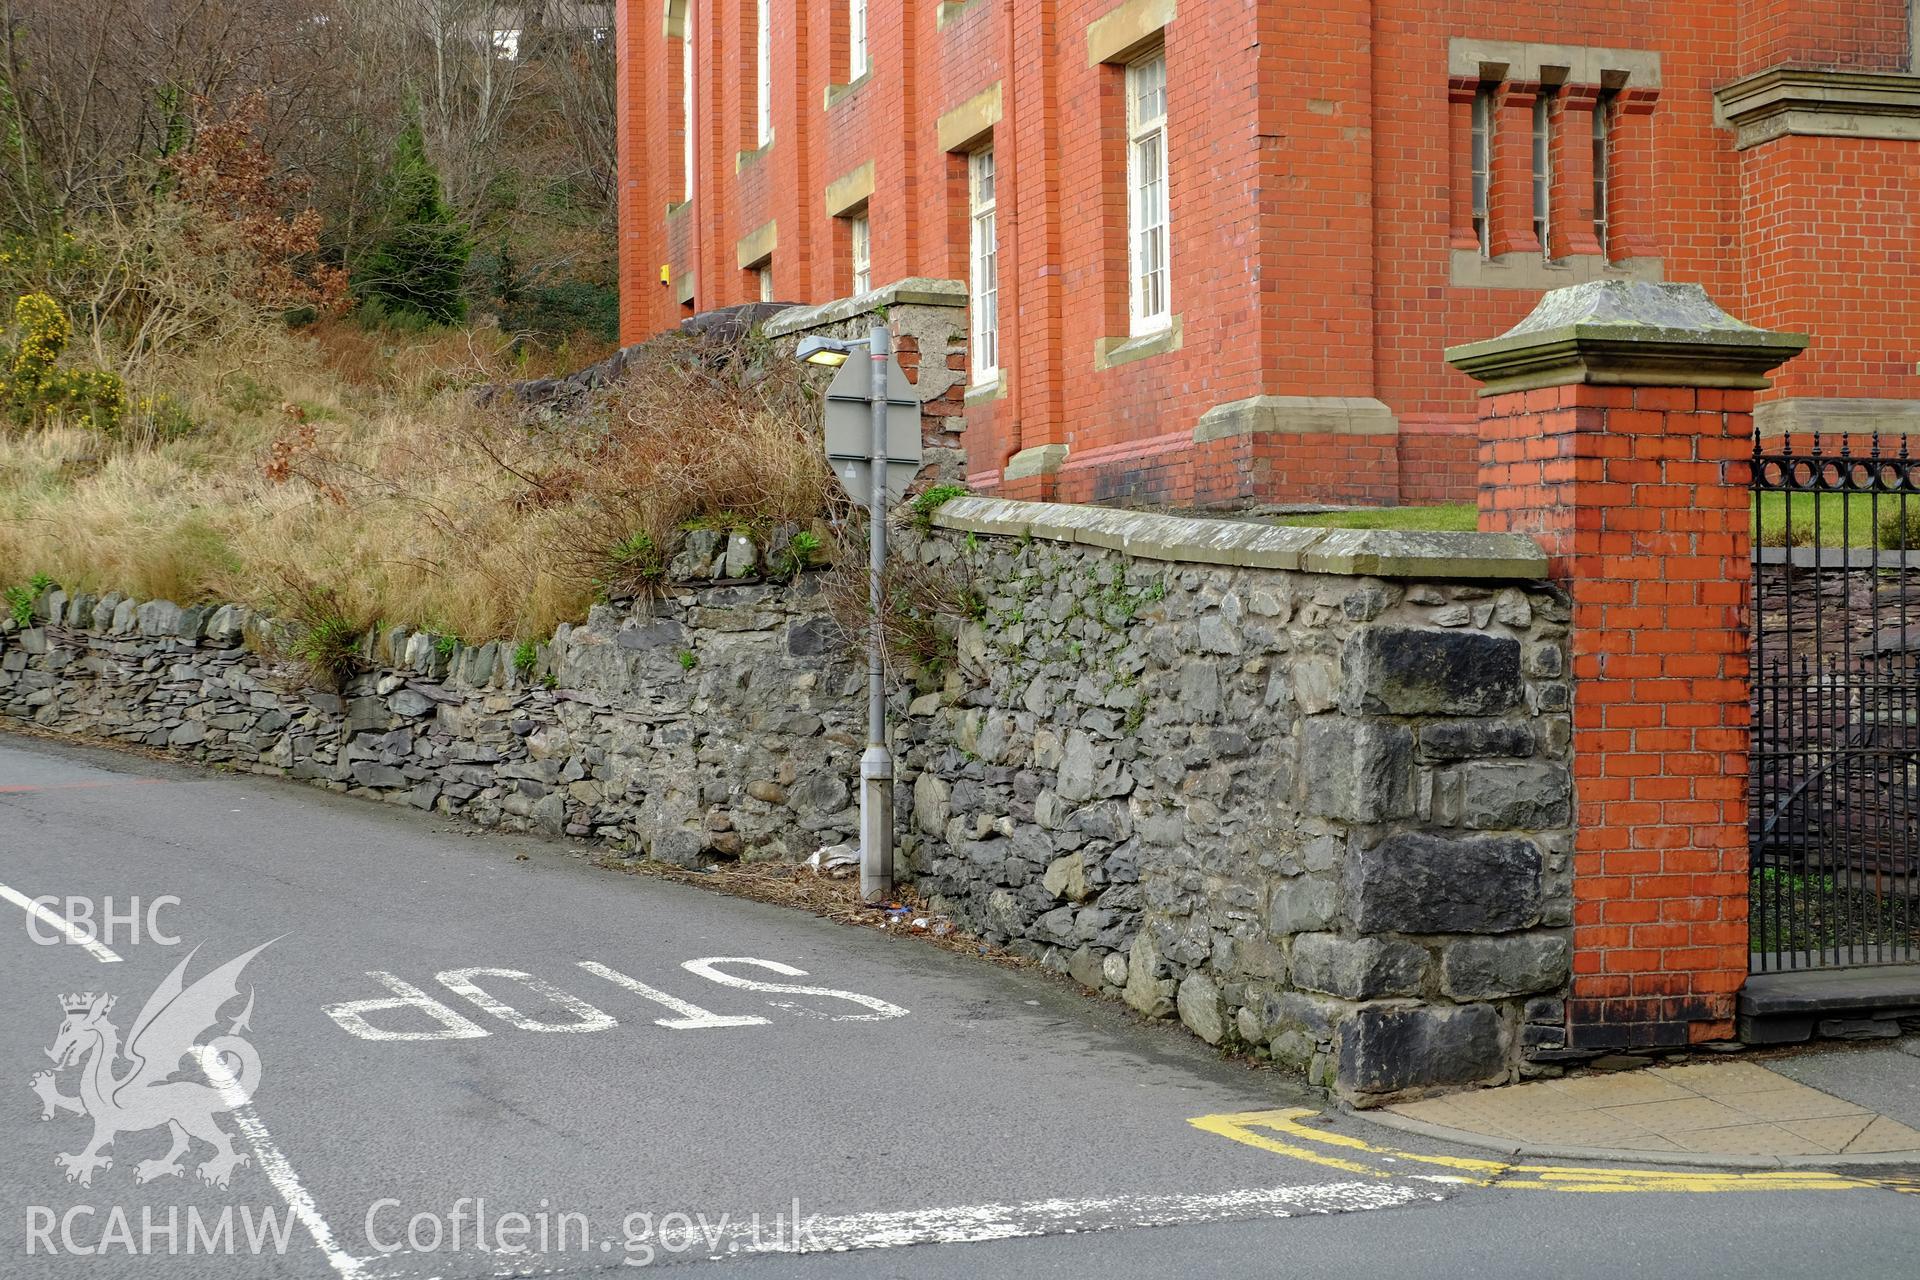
[616,0,1918,508]
[1737,0,1913,73]
[1479,383,1755,1048]
[1740,136,1920,407]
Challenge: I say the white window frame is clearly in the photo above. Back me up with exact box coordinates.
[756,0,772,148]
[1125,50,1170,336]
[850,213,871,294]
[1533,90,1553,260]
[682,7,695,202]
[758,263,774,303]
[850,0,868,80]
[968,147,999,384]
[1470,86,1492,257]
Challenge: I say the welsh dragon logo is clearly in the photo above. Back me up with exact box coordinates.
[30,943,272,1188]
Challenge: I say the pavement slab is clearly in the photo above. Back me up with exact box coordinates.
[1385,1049,1920,1165]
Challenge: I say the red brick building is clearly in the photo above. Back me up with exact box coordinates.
[613,0,1920,508]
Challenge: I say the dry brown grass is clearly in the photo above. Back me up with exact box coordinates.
[0,319,829,644]
[546,332,837,598]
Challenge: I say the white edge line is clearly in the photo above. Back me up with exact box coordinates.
[718,1181,1435,1257]
[197,1048,369,1280]
[0,882,122,963]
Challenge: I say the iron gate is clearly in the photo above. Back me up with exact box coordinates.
[1749,431,1920,972]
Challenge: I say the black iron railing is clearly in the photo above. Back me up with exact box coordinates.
[1749,431,1919,972]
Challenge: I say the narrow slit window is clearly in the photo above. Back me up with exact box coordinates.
[850,0,868,80]
[758,264,773,303]
[1533,89,1553,259]
[682,7,695,202]
[1593,94,1612,259]
[756,0,772,147]
[851,213,871,294]
[1126,50,1170,335]
[969,148,999,383]
[1471,86,1492,257]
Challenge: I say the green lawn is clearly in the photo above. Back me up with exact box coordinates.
[1754,492,1917,549]
[1275,496,1918,549]
[1276,503,1479,532]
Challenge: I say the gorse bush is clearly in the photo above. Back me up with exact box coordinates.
[0,292,126,431]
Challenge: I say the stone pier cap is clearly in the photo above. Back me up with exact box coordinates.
[934,497,1547,580]
[1446,280,1809,395]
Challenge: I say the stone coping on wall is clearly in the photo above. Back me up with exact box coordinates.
[932,496,1547,580]
[762,278,968,336]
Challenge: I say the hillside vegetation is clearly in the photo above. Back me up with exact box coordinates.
[0,5,836,645]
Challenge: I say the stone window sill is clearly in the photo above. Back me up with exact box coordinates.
[965,375,1007,404]
[1449,250,1661,291]
[735,139,773,173]
[1094,316,1183,372]
[937,0,983,30]
[825,69,874,111]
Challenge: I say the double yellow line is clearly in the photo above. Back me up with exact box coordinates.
[1190,1109,1915,1195]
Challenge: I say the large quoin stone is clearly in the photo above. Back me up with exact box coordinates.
[1346,833,1544,934]
[1418,720,1537,762]
[1337,1004,1506,1096]
[1459,761,1572,830]
[1342,628,1523,717]
[1441,934,1572,1000]
[1290,933,1429,1000]
[1302,719,1414,823]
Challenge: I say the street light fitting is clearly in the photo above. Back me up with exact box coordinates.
[796,335,860,367]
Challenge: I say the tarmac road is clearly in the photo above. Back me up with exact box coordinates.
[0,730,1913,1279]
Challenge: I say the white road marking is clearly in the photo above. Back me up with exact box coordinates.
[681,957,909,1021]
[435,968,617,1033]
[721,1182,1436,1257]
[323,972,491,1041]
[0,882,122,963]
[196,1048,368,1280]
[577,960,769,1029]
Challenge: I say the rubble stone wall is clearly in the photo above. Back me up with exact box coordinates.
[2,499,1572,1103]
[0,561,868,868]
[897,499,1575,1103]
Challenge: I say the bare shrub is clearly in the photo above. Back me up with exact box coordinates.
[820,520,985,687]
[541,332,835,597]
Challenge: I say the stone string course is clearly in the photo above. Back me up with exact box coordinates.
[2,504,1569,1104]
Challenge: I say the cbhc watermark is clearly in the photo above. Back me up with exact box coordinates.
[25,896,180,947]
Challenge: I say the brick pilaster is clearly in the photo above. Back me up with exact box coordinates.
[1450,282,1808,1051]
[1548,86,1604,261]
[1447,77,1484,253]
[1606,88,1661,266]
[1488,82,1542,260]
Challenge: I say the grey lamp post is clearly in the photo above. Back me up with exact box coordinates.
[797,326,922,903]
